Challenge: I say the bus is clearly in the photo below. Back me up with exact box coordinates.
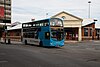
[22,18,64,47]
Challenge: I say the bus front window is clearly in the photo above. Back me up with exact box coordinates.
[50,18,63,27]
[51,28,64,41]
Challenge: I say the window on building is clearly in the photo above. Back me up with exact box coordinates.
[84,28,88,36]
[61,16,66,20]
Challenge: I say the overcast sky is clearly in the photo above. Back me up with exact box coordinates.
[12,0,100,26]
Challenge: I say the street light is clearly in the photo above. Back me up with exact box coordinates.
[88,0,91,18]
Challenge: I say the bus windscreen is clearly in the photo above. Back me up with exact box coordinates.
[50,18,63,27]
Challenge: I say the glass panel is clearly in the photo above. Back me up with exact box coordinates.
[51,28,64,41]
[23,24,26,27]
[50,18,63,27]
[33,24,35,26]
[84,28,88,36]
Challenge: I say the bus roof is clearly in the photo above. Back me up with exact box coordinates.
[23,18,50,24]
[23,18,62,24]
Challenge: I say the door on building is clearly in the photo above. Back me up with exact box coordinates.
[65,28,78,41]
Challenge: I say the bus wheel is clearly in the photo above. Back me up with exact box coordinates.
[25,40,27,45]
[39,41,43,47]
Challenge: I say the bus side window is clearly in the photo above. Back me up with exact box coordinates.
[40,23,43,26]
[45,23,49,26]
[45,32,50,39]
[33,24,35,26]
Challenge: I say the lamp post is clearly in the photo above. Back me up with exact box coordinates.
[88,0,91,18]
[4,0,7,43]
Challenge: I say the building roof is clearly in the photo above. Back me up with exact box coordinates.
[82,22,95,27]
[7,24,22,30]
[51,11,83,20]
[82,18,95,26]
[95,24,100,29]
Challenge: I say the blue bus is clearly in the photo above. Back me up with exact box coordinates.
[22,18,64,47]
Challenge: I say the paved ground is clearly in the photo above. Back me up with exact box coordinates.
[0,41,100,67]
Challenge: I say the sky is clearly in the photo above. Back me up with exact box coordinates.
[12,0,100,27]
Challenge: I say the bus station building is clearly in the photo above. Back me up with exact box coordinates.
[51,11,99,41]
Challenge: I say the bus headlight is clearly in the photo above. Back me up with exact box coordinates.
[50,43,53,45]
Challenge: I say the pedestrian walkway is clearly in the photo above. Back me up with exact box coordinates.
[64,40,100,44]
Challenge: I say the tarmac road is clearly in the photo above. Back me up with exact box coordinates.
[0,41,100,67]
